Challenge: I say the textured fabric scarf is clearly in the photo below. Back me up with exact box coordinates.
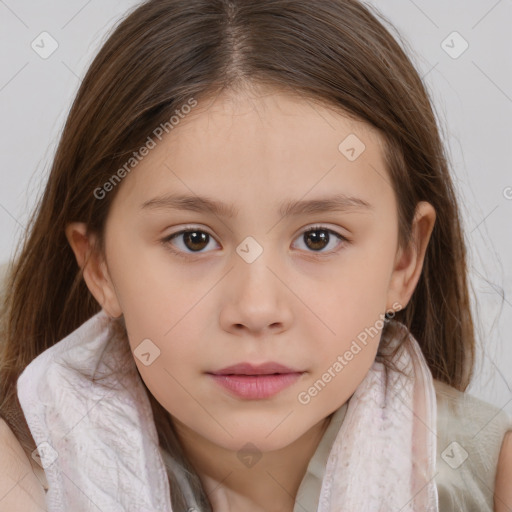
[17,309,439,511]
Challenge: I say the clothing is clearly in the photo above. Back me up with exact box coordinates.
[13,307,512,511]
[433,378,512,510]
[295,379,512,511]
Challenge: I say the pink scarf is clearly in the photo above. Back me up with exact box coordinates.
[17,309,439,511]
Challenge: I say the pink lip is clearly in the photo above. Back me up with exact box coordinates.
[207,373,304,399]
[209,361,301,376]
[206,362,305,399]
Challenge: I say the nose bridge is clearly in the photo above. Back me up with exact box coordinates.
[234,234,280,296]
[220,233,292,331]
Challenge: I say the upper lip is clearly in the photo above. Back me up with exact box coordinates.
[208,362,302,375]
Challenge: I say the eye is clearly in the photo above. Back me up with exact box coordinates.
[161,224,349,259]
[291,225,348,255]
[161,227,219,258]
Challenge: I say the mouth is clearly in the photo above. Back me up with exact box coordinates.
[206,363,305,399]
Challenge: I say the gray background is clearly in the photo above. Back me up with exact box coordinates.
[1,1,511,413]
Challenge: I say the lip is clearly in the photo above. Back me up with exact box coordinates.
[209,362,301,376]
[206,361,305,400]
[207,373,304,399]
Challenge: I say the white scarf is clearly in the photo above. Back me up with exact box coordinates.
[17,309,439,511]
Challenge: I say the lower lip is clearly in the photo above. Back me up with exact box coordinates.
[207,372,304,399]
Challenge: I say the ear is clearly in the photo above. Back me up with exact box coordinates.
[65,222,123,318]
[386,201,436,312]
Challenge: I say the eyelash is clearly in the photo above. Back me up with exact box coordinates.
[160,224,350,260]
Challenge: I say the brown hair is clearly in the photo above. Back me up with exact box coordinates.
[0,0,475,509]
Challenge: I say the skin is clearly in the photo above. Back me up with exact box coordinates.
[66,83,436,512]
[494,430,512,511]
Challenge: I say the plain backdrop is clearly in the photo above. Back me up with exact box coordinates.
[0,1,511,413]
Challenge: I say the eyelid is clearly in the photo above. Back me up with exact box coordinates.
[295,223,350,240]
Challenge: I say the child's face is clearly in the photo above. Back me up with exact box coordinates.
[96,86,414,452]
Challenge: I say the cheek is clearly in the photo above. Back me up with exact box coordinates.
[129,333,200,416]
[108,239,219,332]
[297,311,382,413]
[302,261,390,397]
[305,258,391,344]
[115,264,216,414]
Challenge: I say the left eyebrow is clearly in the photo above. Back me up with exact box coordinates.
[140,193,374,218]
[279,194,374,217]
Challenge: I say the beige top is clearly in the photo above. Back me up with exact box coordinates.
[293,378,512,511]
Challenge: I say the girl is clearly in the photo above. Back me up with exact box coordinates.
[1,0,511,511]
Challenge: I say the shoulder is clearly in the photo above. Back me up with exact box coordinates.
[433,379,512,511]
[0,417,47,511]
[495,430,512,512]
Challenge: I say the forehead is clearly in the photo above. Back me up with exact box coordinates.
[174,85,383,151]
[109,85,394,215]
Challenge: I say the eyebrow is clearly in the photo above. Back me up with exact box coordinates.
[140,193,374,218]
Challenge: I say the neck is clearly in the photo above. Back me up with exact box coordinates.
[172,413,334,512]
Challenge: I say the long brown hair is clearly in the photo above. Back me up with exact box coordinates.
[1,0,475,509]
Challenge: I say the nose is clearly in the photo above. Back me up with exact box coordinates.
[218,251,293,337]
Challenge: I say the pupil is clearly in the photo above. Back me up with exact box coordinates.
[185,231,209,251]
[305,230,329,250]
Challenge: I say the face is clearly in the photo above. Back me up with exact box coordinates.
[75,85,425,454]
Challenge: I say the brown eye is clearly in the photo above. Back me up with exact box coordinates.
[162,229,219,255]
[181,231,210,251]
[303,229,330,251]
[293,225,348,255]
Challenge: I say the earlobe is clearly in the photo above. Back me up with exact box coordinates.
[386,201,436,311]
[65,222,123,318]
